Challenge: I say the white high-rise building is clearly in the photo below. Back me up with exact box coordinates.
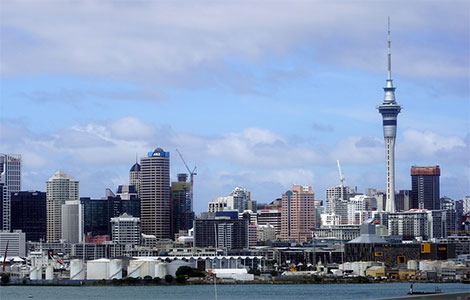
[0,154,21,231]
[463,196,470,214]
[46,171,79,242]
[388,209,446,241]
[0,230,25,257]
[257,209,281,236]
[61,200,83,243]
[110,213,141,246]
[208,187,256,213]
[325,185,350,214]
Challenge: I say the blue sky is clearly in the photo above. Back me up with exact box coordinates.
[1,1,469,213]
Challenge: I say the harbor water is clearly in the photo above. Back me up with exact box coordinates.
[1,282,469,300]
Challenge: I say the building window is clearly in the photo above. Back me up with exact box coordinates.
[397,256,406,264]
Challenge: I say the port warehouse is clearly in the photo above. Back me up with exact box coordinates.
[3,240,468,281]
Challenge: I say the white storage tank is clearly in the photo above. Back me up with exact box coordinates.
[87,258,110,280]
[70,259,85,280]
[407,260,418,270]
[127,260,143,278]
[29,267,41,280]
[45,265,54,280]
[167,259,196,277]
[419,260,435,272]
[140,260,156,278]
[155,263,167,278]
[109,259,123,279]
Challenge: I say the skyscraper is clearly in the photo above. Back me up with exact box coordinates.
[129,160,141,197]
[0,154,21,231]
[11,191,47,242]
[61,200,83,243]
[377,19,401,213]
[46,171,79,242]
[170,173,194,237]
[279,185,315,242]
[140,147,170,238]
[410,166,440,210]
[325,185,350,214]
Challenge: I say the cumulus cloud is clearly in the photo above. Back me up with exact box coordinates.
[1,117,468,208]
[329,136,384,164]
[399,129,469,163]
[107,117,156,140]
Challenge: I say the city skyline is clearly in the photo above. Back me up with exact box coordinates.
[1,2,469,213]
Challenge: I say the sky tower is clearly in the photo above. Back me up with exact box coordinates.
[377,18,402,213]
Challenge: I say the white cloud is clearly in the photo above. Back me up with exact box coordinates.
[329,136,384,164]
[1,1,467,85]
[107,116,156,140]
[1,118,468,205]
[399,129,468,163]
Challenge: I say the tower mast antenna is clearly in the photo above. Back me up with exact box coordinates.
[387,16,392,80]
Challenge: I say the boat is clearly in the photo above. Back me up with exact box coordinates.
[408,283,441,295]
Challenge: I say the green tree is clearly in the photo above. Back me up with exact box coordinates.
[248,269,261,276]
[176,266,193,277]
[1,273,9,284]
[153,277,161,284]
[176,275,187,284]
[165,274,173,283]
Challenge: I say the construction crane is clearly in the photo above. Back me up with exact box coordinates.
[176,149,197,212]
[336,160,345,200]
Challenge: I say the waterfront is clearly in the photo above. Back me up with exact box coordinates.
[1,283,469,300]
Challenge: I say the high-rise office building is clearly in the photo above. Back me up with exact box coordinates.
[129,161,141,197]
[80,194,140,237]
[395,190,411,212]
[0,230,26,257]
[257,209,281,236]
[208,187,256,213]
[377,20,401,213]
[0,154,21,230]
[110,213,141,246]
[410,166,440,210]
[462,196,470,214]
[46,171,79,242]
[325,185,350,214]
[116,184,138,200]
[170,173,194,238]
[388,209,446,240]
[140,148,170,238]
[193,218,248,249]
[441,197,456,236]
[61,200,83,243]
[11,191,47,242]
[279,185,315,242]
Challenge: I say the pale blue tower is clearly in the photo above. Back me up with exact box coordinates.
[377,18,402,213]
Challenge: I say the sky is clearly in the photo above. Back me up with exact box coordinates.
[1,1,469,213]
